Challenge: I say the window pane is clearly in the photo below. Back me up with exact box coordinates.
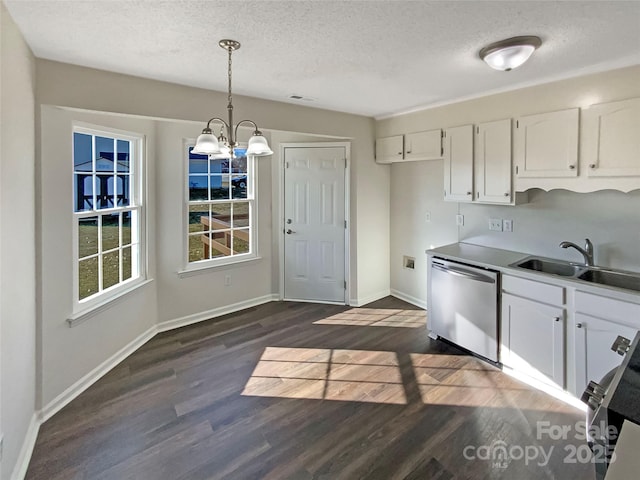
[231,153,247,173]
[74,133,93,171]
[189,175,208,201]
[210,175,229,199]
[188,233,206,262]
[102,213,120,251]
[208,231,231,258]
[78,216,99,258]
[74,174,93,212]
[233,229,250,254]
[122,212,132,246]
[233,202,250,227]
[188,204,210,234]
[79,257,99,300]
[95,136,115,172]
[210,158,229,174]
[102,251,120,289]
[117,174,130,207]
[188,148,208,173]
[96,174,114,210]
[122,246,132,280]
[116,140,130,173]
[211,203,231,230]
[231,175,248,199]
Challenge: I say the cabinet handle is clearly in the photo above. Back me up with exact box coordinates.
[576,322,583,329]
[467,191,472,195]
[397,152,402,155]
[589,164,596,169]
[504,193,509,197]
[569,165,576,170]
[406,150,412,154]
[554,317,560,322]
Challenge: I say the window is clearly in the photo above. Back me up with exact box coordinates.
[186,144,255,267]
[73,127,143,305]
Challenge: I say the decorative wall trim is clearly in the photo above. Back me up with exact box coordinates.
[156,294,279,333]
[390,289,427,309]
[349,289,391,307]
[39,325,158,423]
[10,414,40,480]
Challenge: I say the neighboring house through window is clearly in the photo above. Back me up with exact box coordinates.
[73,126,144,306]
[186,144,255,267]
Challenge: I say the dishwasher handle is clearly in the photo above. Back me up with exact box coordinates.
[432,262,496,284]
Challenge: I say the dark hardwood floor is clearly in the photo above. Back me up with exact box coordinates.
[26,297,595,479]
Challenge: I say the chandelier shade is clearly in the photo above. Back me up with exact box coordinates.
[195,39,272,158]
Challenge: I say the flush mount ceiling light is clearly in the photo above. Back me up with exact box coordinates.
[479,36,542,71]
[193,39,273,157]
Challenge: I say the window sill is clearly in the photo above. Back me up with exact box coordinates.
[177,256,262,278]
[67,278,154,328]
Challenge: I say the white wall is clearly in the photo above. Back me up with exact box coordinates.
[377,66,640,305]
[38,107,158,409]
[0,4,37,479]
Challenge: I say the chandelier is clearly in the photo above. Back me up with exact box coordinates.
[193,39,273,157]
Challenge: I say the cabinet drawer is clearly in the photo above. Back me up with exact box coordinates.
[575,291,640,326]
[502,275,564,306]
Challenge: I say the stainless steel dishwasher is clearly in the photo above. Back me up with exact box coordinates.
[428,257,499,362]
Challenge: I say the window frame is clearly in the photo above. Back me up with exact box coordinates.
[71,123,147,313]
[182,139,258,273]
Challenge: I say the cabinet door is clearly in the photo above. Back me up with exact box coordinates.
[443,124,473,202]
[514,108,579,178]
[574,313,637,395]
[475,119,512,204]
[375,135,403,164]
[404,129,443,161]
[501,293,565,387]
[582,97,640,177]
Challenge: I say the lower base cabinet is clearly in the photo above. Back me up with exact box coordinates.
[501,293,565,387]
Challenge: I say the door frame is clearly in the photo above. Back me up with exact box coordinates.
[278,142,351,305]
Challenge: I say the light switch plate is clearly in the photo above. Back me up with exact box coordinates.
[456,214,464,226]
[503,219,513,232]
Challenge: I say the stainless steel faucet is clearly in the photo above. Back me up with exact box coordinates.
[559,238,595,266]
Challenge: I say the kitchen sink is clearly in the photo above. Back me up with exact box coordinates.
[512,258,585,277]
[578,269,640,293]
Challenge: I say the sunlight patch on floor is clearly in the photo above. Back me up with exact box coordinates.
[242,347,407,404]
[313,308,425,328]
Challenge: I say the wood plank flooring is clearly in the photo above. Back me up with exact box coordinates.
[26,297,595,479]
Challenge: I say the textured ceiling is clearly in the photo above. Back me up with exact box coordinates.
[4,0,640,118]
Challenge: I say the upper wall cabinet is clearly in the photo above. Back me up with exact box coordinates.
[514,108,579,178]
[475,119,512,204]
[582,97,640,178]
[375,129,443,164]
[375,135,403,164]
[404,129,443,161]
[443,124,474,202]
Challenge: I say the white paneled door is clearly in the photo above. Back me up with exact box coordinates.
[283,146,347,303]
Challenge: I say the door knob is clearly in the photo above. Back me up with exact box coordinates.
[286,229,295,235]
[286,219,292,224]
[576,323,583,329]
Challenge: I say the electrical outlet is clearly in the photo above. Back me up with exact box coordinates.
[503,219,513,232]
[425,211,431,223]
[456,214,464,226]
[489,218,503,231]
[224,275,232,286]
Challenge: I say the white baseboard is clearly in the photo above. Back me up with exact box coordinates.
[10,413,40,480]
[349,289,391,307]
[156,294,279,333]
[390,289,427,309]
[39,325,158,423]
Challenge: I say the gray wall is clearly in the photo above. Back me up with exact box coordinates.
[378,66,640,306]
[0,4,37,479]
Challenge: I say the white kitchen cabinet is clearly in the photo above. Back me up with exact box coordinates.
[582,97,640,178]
[375,135,403,164]
[475,119,512,204]
[514,108,579,179]
[443,124,474,202]
[404,129,443,161]
[573,291,640,394]
[501,292,565,388]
